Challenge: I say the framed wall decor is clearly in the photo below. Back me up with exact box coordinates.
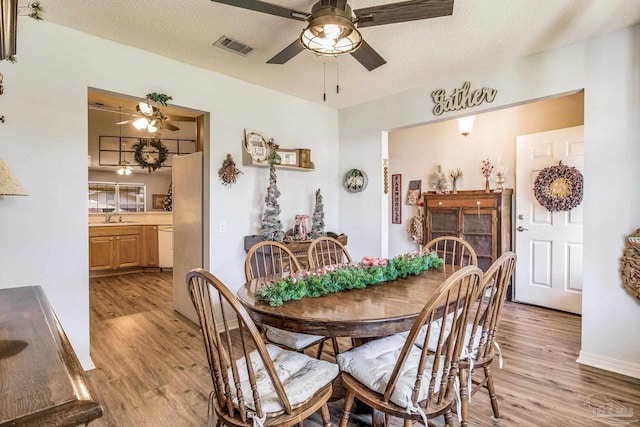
[406,180,422,205]
[277,149,298,166]
[344,169,368,193]
[392,174,402,224]
[152,194,166,210]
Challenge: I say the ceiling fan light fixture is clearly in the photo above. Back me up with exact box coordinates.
[133,117,149,130]
[117,163,132,176]
[137,102,155,116]
[300,11,361,56]
[147,123,158,133]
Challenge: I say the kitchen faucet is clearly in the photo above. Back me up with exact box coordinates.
[104,213,115,223]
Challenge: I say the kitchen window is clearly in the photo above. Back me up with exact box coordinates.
[88,182,146,213]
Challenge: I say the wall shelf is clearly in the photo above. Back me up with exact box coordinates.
[241,150,314,171]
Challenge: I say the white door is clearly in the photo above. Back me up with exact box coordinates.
[172,152,203,323]
[515,126,584,314]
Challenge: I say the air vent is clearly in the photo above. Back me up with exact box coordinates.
[213,36,254,56]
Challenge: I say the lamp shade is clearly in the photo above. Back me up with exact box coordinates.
[458,115,476,137]
[0,0,18,60]
[300,4,361,56]
[0,157,27,196]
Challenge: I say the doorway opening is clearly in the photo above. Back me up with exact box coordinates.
[387,90,584,313]
[86,86,210,332]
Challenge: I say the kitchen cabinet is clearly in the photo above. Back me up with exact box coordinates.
[89,225,141,271]
[140,225,159,267]
[423,190,512,272]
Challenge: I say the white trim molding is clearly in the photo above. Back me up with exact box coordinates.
[577,351,640,380]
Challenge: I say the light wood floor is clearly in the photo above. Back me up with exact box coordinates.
[87,271,640,426]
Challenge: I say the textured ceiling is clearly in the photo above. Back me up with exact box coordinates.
[40,0,640,110]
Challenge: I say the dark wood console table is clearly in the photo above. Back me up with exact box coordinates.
[0,286,103,427]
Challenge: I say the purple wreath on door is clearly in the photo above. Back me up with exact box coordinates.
[533,161,583,212]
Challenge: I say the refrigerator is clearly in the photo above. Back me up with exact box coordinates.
[172,152,203,324]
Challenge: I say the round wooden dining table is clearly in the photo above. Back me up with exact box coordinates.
[236,264,459,339]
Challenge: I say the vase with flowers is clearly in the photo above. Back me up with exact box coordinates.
[449,168,463,194]
[481,158,494,192]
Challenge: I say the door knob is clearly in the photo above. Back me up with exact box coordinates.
[516,226,528,232]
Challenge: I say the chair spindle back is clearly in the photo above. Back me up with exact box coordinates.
[466,252,517,361]
[186,268,293,422]
[245,241,302,282]
[424,236,478,267]
[385,265,483,409]
[307,236,352,269]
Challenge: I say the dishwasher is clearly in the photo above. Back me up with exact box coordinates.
[158,225,173,270]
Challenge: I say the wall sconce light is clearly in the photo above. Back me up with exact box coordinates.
[0,157,27,196]
[458,115,476,137]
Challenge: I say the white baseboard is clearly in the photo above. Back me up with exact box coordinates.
[577,351,640,379]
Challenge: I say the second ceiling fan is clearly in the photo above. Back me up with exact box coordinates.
[211,0,454,71]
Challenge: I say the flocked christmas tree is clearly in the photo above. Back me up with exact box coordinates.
[311,188,325,238]
[163,183,173,211]
[261,164,285,241]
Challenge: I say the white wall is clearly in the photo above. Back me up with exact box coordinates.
[0,19,338,368]
[339,25,640,378]
[388,93,584,257]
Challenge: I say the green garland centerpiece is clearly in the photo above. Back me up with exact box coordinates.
[255,251,444,306]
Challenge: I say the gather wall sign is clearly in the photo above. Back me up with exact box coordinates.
[431,81,498,116]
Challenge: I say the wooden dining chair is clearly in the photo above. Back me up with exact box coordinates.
[245,240,301,279]
[307,236,352,269]
[337,265,483,427]
[458,251,517,426]
[424,236,478,267]
[186,268,338,427]
[245,241,340,358]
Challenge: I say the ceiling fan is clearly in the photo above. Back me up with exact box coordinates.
[115,102,188,132]
[88,103,194,132]
[210,0,454,71]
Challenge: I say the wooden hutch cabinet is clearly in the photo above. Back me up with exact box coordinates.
[422,190,513,272]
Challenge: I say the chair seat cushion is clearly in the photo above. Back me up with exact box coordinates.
[231,344,339,415]
[265,326,325,350]
[336,334,442,409]
[399,321,483,356]
[397,308,483,354]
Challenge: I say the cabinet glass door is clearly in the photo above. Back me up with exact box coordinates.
[428,209,458,240]
[462,209,496,271]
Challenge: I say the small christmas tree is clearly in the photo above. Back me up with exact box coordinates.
[261,165,285,241]
[163,183,172,211]
[311,189,325,238]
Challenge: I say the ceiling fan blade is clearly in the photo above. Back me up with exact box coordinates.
[210,0,309,21]
[351,40,386,71]
[267,39,305,64]
[163,122,181,132]
[115,119,136,125]
[354,0,453,28]
[164,114,196,122]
